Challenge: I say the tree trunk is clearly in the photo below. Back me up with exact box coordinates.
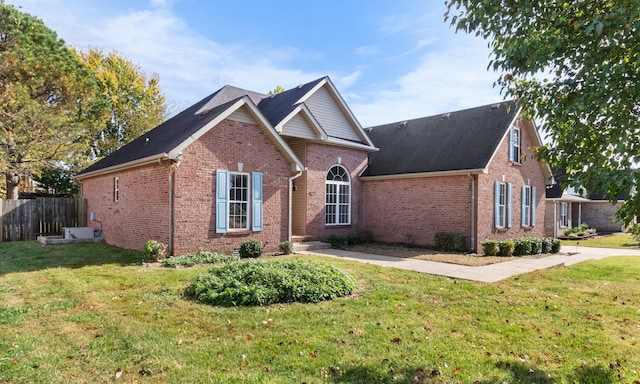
[5,171,20,199]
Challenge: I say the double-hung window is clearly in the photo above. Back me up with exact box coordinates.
[114,177,119,202]
[510,125,521,163]
[521,185,537,227]
[216,170,263,233]
[494,181,512,229]
[559,202,568,228]
[325,165,350,225]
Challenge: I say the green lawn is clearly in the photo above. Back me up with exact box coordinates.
[561,232,640,249]
[1,242,640,383]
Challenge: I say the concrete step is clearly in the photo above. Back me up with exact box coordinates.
[293,241,331,252]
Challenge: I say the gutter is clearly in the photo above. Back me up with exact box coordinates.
[360,168,486,181]
[288,169,304,242]
[74,153,170,181]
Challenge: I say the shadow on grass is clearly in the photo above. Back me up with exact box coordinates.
[0,241,146,275]
[327,361,618,383]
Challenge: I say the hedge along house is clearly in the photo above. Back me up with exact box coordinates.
[360,101,554,252]
[75,77,377,255]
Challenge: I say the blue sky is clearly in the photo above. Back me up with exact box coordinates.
[9,0,504,126]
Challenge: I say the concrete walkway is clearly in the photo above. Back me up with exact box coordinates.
[297,246,640,283]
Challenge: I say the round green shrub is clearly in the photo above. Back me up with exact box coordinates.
[482,240,499,256]
[498,240,515,256]
[185,259,355,306]
[239,240,263,258]
[279,241,294,255]
[144,239,167,261]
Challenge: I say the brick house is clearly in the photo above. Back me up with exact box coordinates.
[76,77,553,255]
[360,101,553,252]
[75,77,377,255]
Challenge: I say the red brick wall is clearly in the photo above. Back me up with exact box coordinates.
[172,118,292,255]
[582,201,623,232]
[475,120,547,251]
[362,119,548,252]
[303,143,368,239]
[80,163,171,251]
[362,175,473,248]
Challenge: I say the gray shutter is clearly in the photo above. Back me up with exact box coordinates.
[252,172,263,231]
[507,183,513,228]
[216,169,228,233]
[521,185,527,226]
[494,181,501,228]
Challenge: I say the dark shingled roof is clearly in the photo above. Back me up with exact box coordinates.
[77,89,245,176]
[258,77,325,127]
[361,100,519,177]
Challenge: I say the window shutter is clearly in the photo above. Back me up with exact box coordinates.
[252,172,263,231]
[215,170,228,233]
[531,186,537,226]
[521,185,527,226]
[507,183,513,228]
[494,181,501,228]
[509,126,514,161]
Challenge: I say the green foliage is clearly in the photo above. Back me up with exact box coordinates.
[0,3,105,198]
[163,250,239,267]
[31,167,79,195]
[144,239,167,261]
[434,232,466,252]
[279,241,293,255]
[550,238,562,253]
[185,259,355,306]
[498,240,515,257]
[513,238,533,256]
[564,223,596,238]
[445,0,640,227]
[74,48,167,159]
[481,240,499,256]
[328,233,364,248]
[238,239,263,258]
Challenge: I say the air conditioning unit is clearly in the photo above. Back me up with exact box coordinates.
[63,227,95,240]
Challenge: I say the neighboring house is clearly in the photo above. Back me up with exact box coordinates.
[360,101,553,252]
[546,176,627,236]
[76,77,554,255]
[75,77,377,255]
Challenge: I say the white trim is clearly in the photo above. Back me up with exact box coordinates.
[75,153,170,180]
[325,164,351,225]
[360,168,487,181]
[275,104,328,140]
[227,171,250,231]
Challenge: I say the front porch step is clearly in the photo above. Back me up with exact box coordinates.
[291,235,319,243]
[293,241,331,252]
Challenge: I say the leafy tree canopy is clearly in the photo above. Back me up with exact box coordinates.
[445,0,640,225]
[74,48,167,159]
[0,2,105,198]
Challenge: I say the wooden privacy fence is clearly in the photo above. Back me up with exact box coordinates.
[0,197,87,242]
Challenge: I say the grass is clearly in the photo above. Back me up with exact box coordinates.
[561,232,639,249]
[1,241,640,383]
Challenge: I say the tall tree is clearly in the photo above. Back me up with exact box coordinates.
[74,48,166,159]
[445,1,640,225]
[0,3,104,199]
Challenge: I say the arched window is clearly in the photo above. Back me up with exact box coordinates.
[325,165,350,225]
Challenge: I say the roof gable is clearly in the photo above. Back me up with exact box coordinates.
[361,101,520,177]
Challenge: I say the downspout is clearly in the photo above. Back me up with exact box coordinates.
[467,172,476,252]
[553,201,557,238]
[159,157,180,256]
[578,202,582,226]
[288,169,304,242]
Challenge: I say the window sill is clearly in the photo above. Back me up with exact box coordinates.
[226,230,252,236]
[325,224,352,227]
[510,161,522,166]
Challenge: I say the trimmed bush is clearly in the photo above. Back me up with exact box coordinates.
[513,238,532,256]
[550,238,561,253]
[481,240,499,256]
[498,240,515,257]
[163,250,239,267]
[530,237,543,254]
[144,239,167,261]
[185,259,355,306]
[239,240,263,258]
[279,241,294,255]
[435,232,466,252]
[328,234,363,248]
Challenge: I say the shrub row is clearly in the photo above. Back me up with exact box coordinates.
[482,237,560,256]
[563,223,596,238]
[163,250,240,267]
[185,259,355,306]
[434,232,466,252]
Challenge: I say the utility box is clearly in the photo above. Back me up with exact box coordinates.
[63,227,95,240]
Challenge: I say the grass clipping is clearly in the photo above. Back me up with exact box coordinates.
[186,259,355,306]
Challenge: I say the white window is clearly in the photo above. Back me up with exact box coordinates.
[215,170,263,233]
[325,165,350,225]
[494,181,512,228]
[560,202,568,228]
[114,177,119,202]
[510,125,520,163]
[229,172,249,230]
